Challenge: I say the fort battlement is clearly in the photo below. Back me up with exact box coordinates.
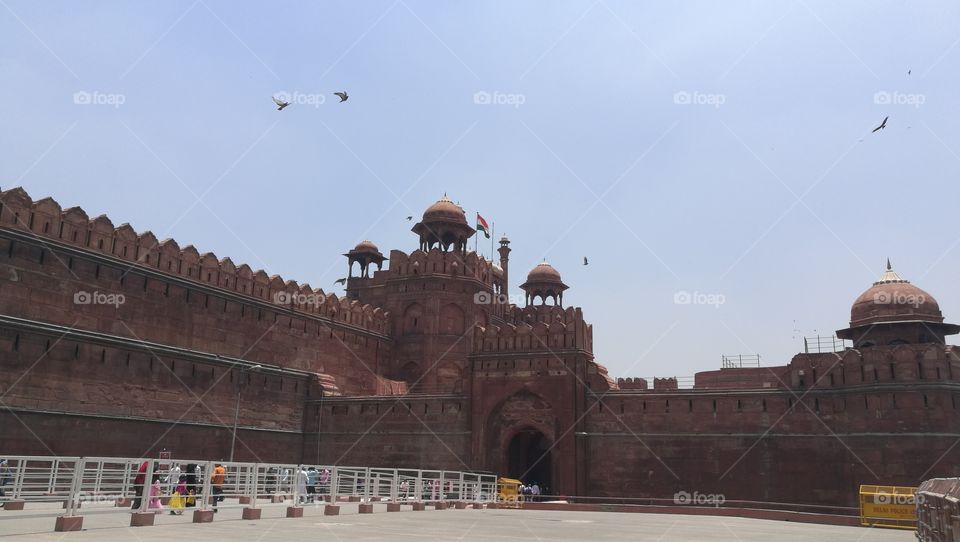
[471,305,593,354]
[786,343,960,388]
[383,248,497,283]
[616,377,649,390]
[473,317,590,354]
[0,187,389,334]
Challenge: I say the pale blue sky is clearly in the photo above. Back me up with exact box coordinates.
[2,1,960,378]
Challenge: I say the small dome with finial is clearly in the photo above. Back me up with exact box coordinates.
[849,259,942,327]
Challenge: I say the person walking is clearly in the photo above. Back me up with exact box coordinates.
[0,459,11,497]
[168,475,187,515]
[184,464,198,508]
[319,468,330,498]
[306,467,318,503]
[211,463,226,512]
[147,475,164,513]
[130,461,149,510]
[295,466,308,504]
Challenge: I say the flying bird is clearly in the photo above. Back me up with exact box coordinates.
[334,92,349,103]
[334,278,347,285]
[908,69,911,75]
[583,257,589,266]
[872,116,888,133]
[272,95,290,111]
[406,216,413,221]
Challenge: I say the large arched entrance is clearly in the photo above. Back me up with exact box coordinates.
[506,428,552,489]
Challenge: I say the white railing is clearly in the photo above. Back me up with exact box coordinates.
[0,455,498,517]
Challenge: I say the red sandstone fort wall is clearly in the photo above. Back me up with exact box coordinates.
[0,328,312,461]
[302,396,471,469]
[0,188,392,395]
[583,345,960,506]
[4,186,960,510]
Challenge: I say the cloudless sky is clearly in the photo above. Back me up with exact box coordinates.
[2,0,960,379]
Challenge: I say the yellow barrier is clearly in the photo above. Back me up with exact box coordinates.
[497,477,523,507]
[859,485,918,530]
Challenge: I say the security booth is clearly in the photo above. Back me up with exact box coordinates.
[497,477,523,506]
[859,484,918,529]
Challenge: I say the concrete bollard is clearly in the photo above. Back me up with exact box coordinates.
[472,503,483,509]
[239,496,252,504]
[358,503,374,514]
[130,512,156,527]
[62,500,81,509]
[3,500,25,511]
[370,496,381,502]
[286,506,303,518]
[55,516,84,531]
[242,508,262,520]
[348,496,362,502]
[487,502,499,509]
[386,503,401,512]
[412,502,426,511]
[324,504,340,516]
[192,509,214,523]
[455,502,468,509]
[432,502,448,510]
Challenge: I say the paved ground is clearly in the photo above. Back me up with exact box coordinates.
[0,501,915,541]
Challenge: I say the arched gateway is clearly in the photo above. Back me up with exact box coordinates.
[506,428,552,489]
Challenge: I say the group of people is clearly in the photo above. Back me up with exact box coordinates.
[129,462,336,513]
[294,466,332,503]
[520,482,544,502]
[130,462,226,514]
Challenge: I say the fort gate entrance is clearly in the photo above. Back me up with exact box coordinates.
[506,428,552,490]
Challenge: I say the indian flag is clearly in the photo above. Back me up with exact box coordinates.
[476,213,491,239]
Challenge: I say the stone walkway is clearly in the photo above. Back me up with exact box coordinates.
[0,501,914,541]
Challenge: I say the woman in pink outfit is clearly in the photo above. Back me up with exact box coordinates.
[147,475,164,513]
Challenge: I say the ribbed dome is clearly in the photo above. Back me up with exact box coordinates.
[353,240,379,253]
[422,195,466,224]
[526,261,563,284]
[849,261,943,327]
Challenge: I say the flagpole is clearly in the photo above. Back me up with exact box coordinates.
[491,222,495,261]
[474,213,479,254]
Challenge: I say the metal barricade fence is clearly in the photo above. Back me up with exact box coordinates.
[0,454,499,524]
[1,456,81,502]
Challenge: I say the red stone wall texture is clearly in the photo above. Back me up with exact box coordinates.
[2,187,959,510]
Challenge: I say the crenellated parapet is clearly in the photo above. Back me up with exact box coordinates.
[787,343,960,388]
[385,248,496,284]
[472,306,592,354]
[617,377,649,390]
[653,377,679,390]
[0,187,390,334]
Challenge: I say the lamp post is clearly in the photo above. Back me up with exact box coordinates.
[229,364,261,462]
